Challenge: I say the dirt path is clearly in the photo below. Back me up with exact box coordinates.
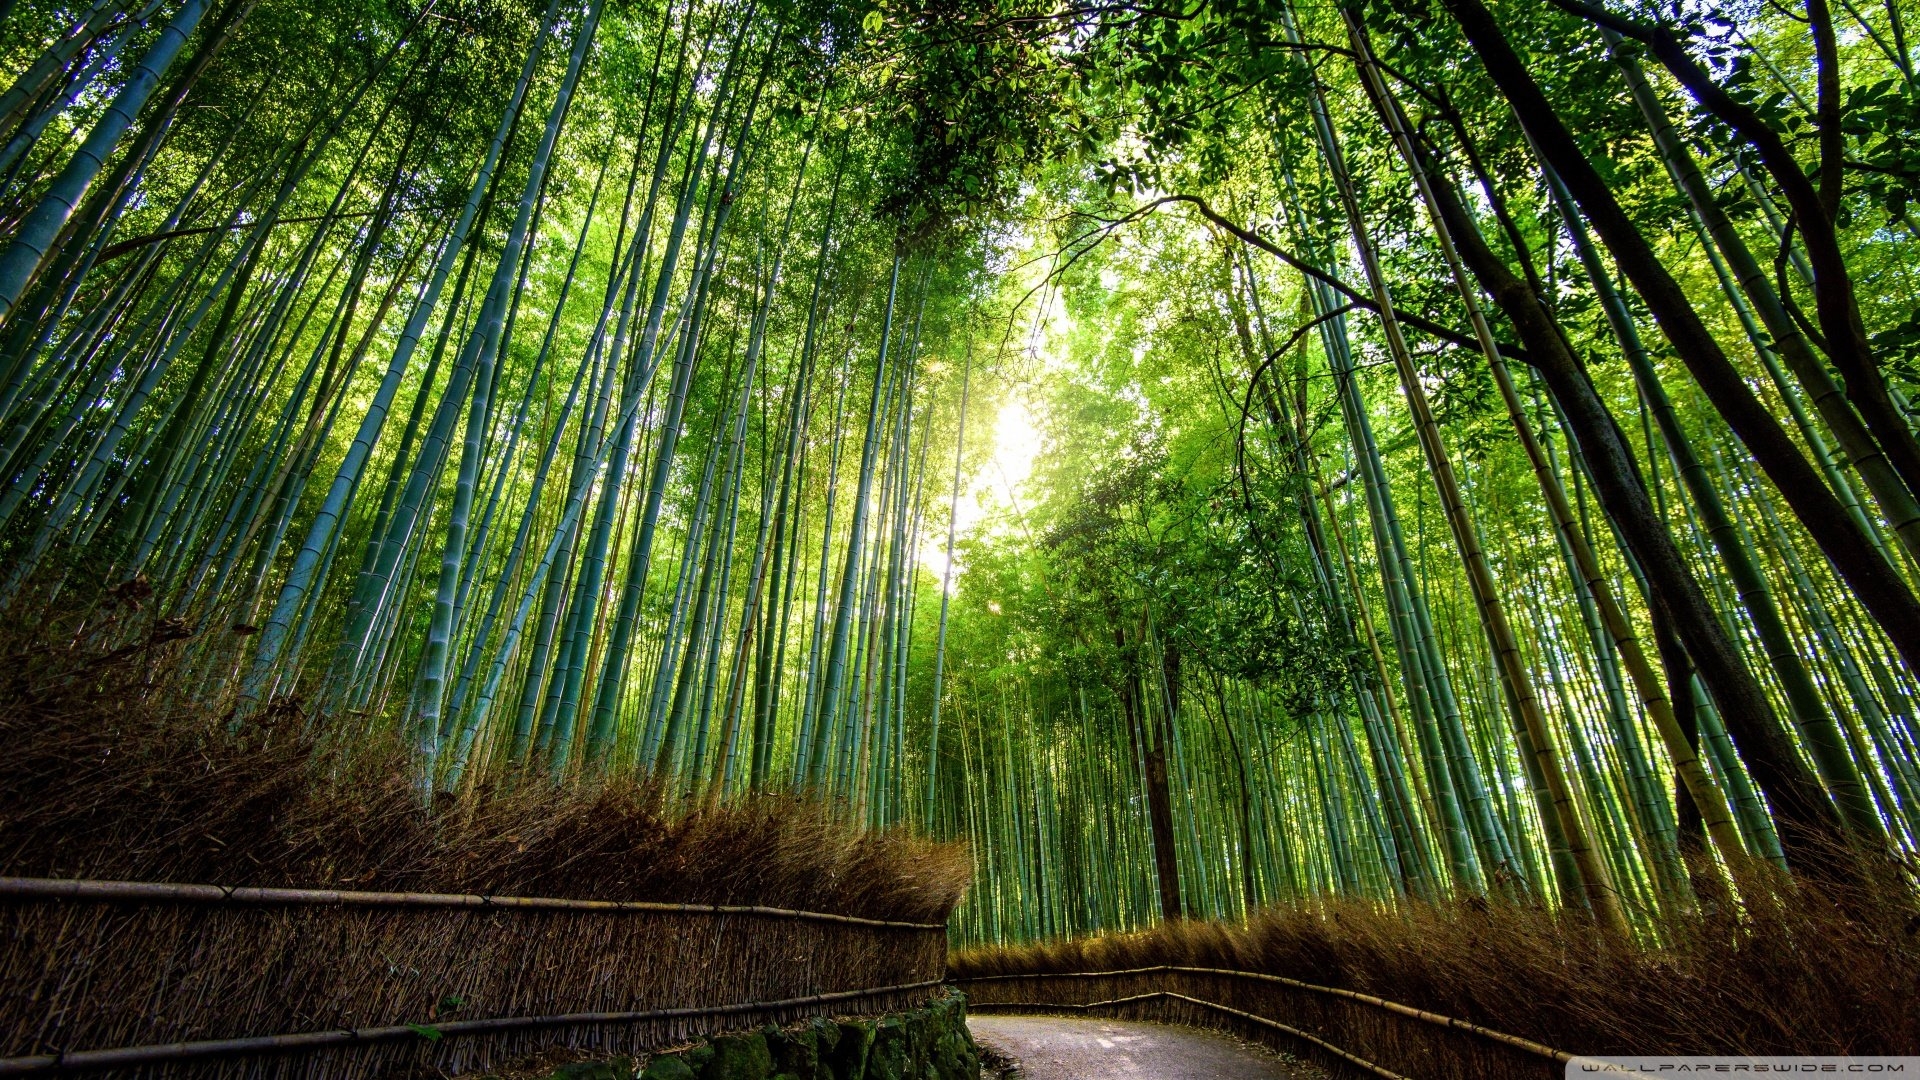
[968,1014,1327,1079]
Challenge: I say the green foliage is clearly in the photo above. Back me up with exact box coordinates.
[863,0,1075,246]
[4,0,1920,954]
[1842,76,1920,223]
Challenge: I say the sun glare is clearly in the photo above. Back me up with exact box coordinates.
[989,399,1041,494]
[921,397,1046,591]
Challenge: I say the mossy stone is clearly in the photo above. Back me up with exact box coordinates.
[810,1016,841,1056]
[636,991,972,1080]
[773,1021,823,1080]
[827,1018,873,1080]
[909,1008,935,1064]
[930,1028,978,1080]
[639,1055,696,1080]
[762,1025,792,1064]
[864,1018,909,1080]
[702,1032,773,1080]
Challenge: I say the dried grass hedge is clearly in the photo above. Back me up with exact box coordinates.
[951,884,1920,1079]
[0,615,971,1077]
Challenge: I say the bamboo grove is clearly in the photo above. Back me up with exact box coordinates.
[4,0,1920,947]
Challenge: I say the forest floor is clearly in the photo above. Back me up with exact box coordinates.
[967,1015,1327,1079]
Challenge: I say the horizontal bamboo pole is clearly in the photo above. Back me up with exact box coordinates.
[972,992,1408,1079]
[0,980,949,1075]
[956,964,1576,1063]
[0,875,945,930]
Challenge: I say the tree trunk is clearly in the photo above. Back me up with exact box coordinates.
[1118,622,1182,921]
[1412,122,1854,882]
[1443,0,1920,690]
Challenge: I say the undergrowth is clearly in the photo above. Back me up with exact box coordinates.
[951,881,1920,1054]
[0,605,970,923]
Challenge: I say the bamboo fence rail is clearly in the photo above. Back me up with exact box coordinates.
[0,877,946,929]
[957,966,1581,1079]
[0,876,950,1078]
[0,980,947,1076]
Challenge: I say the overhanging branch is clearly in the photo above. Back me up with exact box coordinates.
[1151,194,1533,365]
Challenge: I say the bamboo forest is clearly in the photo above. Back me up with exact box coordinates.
[4,0,1920,1068]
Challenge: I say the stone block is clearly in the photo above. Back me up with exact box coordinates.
[639,1054,696,1080]
[827,1018,873,1080]
[702,1033,774,1080]
[772,1019,822,1080]
[865,1018,909,1080]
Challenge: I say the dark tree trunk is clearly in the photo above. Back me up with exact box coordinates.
[1142,739,1182,920]
[1549,0,1920,505]
[1412,135,1859,882]
[1655,608,1705,854]
[1117,622,1182,921]
[1442,0,1920,700]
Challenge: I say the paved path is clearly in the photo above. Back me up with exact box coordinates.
[968,1014,1324,1079]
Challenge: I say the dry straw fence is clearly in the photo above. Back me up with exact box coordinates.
[0,875,949,1079]
[957,966,1581,1080]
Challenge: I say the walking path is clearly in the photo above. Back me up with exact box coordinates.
[968,1014,1326,1079]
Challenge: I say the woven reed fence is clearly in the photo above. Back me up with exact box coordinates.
[0,877,949,1078]
[958,966,1586,1080]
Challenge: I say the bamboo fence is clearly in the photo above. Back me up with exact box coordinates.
[958,966,1583,1080]
[0,876,949,1078]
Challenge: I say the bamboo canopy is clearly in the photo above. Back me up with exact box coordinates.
[2,0,1920,1054]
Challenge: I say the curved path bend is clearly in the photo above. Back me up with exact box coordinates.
[968,1014,1327,1079]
